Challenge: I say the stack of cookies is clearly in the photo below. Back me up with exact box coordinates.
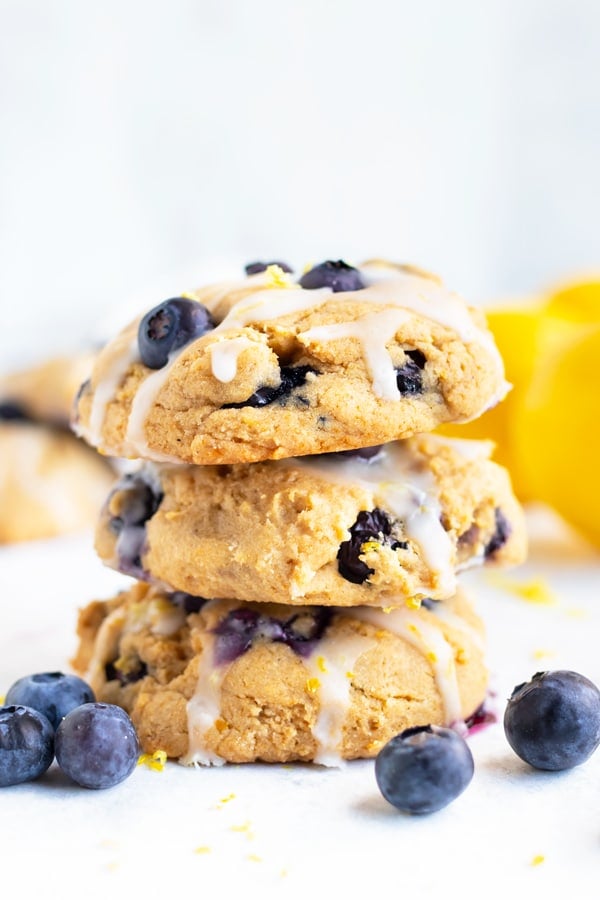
[71,258,527,766]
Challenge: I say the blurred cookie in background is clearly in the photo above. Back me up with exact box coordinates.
[0,353,117,543]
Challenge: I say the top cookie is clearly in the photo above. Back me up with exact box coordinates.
[73,259,509,465]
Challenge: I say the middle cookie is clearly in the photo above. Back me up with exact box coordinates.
[96,434,527,608]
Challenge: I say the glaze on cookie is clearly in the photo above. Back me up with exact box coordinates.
[73,582,488,766]
[73,260,510,465]
[94,434,527,606]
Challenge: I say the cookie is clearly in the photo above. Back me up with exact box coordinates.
[0,421,116,543]
[95,434,526,607]
[0,352,96,426]
[72,581,488,766]
[73,259,509,465]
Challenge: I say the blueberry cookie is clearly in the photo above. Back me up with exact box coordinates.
[0,353,96,427]
[95,434,526,607]
[0,421,116,543]
[72,581,488,765]
[73,259,509,465]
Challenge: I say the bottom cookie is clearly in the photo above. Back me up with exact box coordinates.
[73,582,488,766]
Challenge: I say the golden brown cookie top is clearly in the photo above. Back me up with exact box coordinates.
[73,259,509,465]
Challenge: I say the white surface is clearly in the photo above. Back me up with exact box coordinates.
[0,510,599,897]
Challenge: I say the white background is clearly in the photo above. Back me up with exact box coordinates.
[1,0,599,371]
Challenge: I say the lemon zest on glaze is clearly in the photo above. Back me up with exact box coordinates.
[306,677,321,693]
[531,854,545,866]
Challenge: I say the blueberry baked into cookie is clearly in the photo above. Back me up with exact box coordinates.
[73,259,510,465]
[72,582,488,766]
[94,434,526,607]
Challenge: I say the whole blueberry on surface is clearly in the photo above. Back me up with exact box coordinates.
[5,672,95,731]
[299,260,365,293]
[504,670,600,771]
[0,705,55,787]
[375,725,474,814]
[138,297,214,369]
[55,703,140,790]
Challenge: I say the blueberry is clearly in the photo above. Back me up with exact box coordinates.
[503,670,600,771]
[212,607,332,665]
[5,672,95,731]
[169,592,207,614]
[105,657,147,687]
[107,474,163,578]
[0,401,29,422]
[299,260,365,293]
[108,474,163,534]
[138,297,215,369]
[395,349,426,396]
[484,508,511,559]
[337,445,383,460]
[375,725,474,814]
[222,365,315,410]
[55,703,140,789]
[337,508,408,584]
[244,261,293,275]
[0,705,55,787]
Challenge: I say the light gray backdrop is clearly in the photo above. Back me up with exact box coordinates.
[1,0,599,369]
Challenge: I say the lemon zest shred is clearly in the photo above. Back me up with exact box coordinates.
[306,677,320,693]
[487,573,558,605]
[265,264,291,288]
[532,648,555,660]
[360,540,380,554]
[531,854,545,867]
[137,749,167,771]
[194,846,211,855]
[316,655,327,673]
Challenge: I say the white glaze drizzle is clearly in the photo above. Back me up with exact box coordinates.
[288,442,456,598]
[77,335,138,448]
[208,335,256,383]
[347,606,463,727]
[299,307,412,400]
[83,607,128,688]
[123,352,187,462]
[305,631,375,767]
[90,265,508,453]
[181,624,227,767]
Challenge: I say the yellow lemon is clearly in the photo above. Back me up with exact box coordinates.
[439,302,542,500]
[513,318,600,548]
[543,275,600,323]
